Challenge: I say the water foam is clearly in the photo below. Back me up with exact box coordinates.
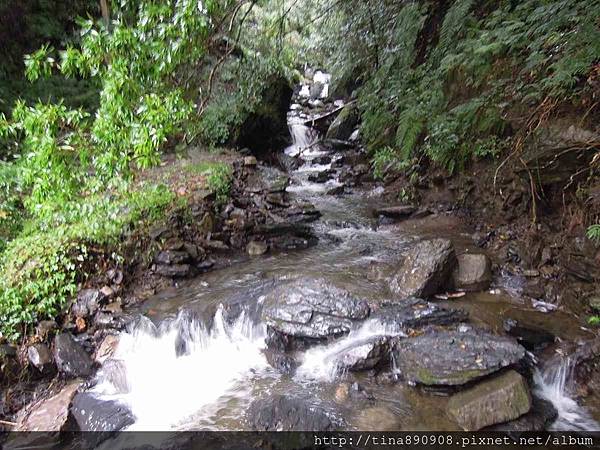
[92,306,268,430]
[534,357,600,431]
[296,319,403,381]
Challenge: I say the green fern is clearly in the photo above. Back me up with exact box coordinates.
[395,106,426,160]
[587,225,600,243]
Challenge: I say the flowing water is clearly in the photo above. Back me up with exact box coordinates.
[89,100,600,432]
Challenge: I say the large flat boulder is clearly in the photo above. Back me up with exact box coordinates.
[247,394,339,431]
[389,239,457,299]
[453,253,492,291]
[262,278,369,349]
[393,329,525,386]
[16,380,81,431]
[486,395,557,431]
[447,370,532,430]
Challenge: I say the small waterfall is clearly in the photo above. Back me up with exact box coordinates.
[296,319,404,381]
[92,306,268,430]
[285,123,318,157]
[534,357,600,431]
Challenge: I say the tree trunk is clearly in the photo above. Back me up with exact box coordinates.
[100,0,110,27]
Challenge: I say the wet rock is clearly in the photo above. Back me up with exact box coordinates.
[503,319,555,351]
[70,392,134,432]
[247,240,268,256]
[205,240,230,252]
[197,212,214,235]
[197,258,215,273]
[244,156,257,167]
[313,155,332,165]
[248,394,338,431]
[453,253,492,292]
[326,103,359,141]
[371,298,468,329]
[16,380,81,431]
[374,205,417,220]
[285,202,321,223]
[326,185,345,196]
[447,370,531,431]
[0,344,19,383]
[27,343,55,374]
[393,329,526,386]
[155,250,191,265]
[308,171,332,183]
[389,239,457,299]
[354,406,400,431]
[53,333,94,378]
[309,82,324,100]
[270,235,316,251]
[487,396,557,431]
[154,264,192,278]
[262,278,369,349]
[95,334,120,364]
[72,289,107,318]
[36,320,59,340]
[265,192,288,207]
[264,349,297,375]
[335,336,391,371]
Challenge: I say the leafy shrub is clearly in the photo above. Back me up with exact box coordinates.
[205,163,233,206]
[0,181,175,340]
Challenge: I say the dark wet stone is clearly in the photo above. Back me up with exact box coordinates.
[70,392,134,432]
[374,205,417,219]
[197,259,215,272]
[393,329,526,386]
[0,344,19,383]
[72,289,107,318]
[453,253,492,292]
[248,395,338,431]
[486,395,557,431]
[262,278,370,349]
[27,343,55,374]
[371,298,468,329]
[155,250,192,265]
[205,240,230,252]
[285,202,321,223]
[447,370,531,431]
[326,103,359,141]
[313,155,332,165]
[53,333,94,378]
[247,240,268,256]
[264,349,298,375]
[36,320,59,340]
[503,318,555,351]
[308,171,332,183]
[389,238,457,299]
[154,264,192,278]
[270,235,317,251]
[326,185,345,196]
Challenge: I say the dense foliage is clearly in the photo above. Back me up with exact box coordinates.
[0,0,293,340]
[320,0,600,175]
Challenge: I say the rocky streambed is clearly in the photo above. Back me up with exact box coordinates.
[3,72,600,440]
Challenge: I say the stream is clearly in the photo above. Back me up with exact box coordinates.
[87,84,600,433]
